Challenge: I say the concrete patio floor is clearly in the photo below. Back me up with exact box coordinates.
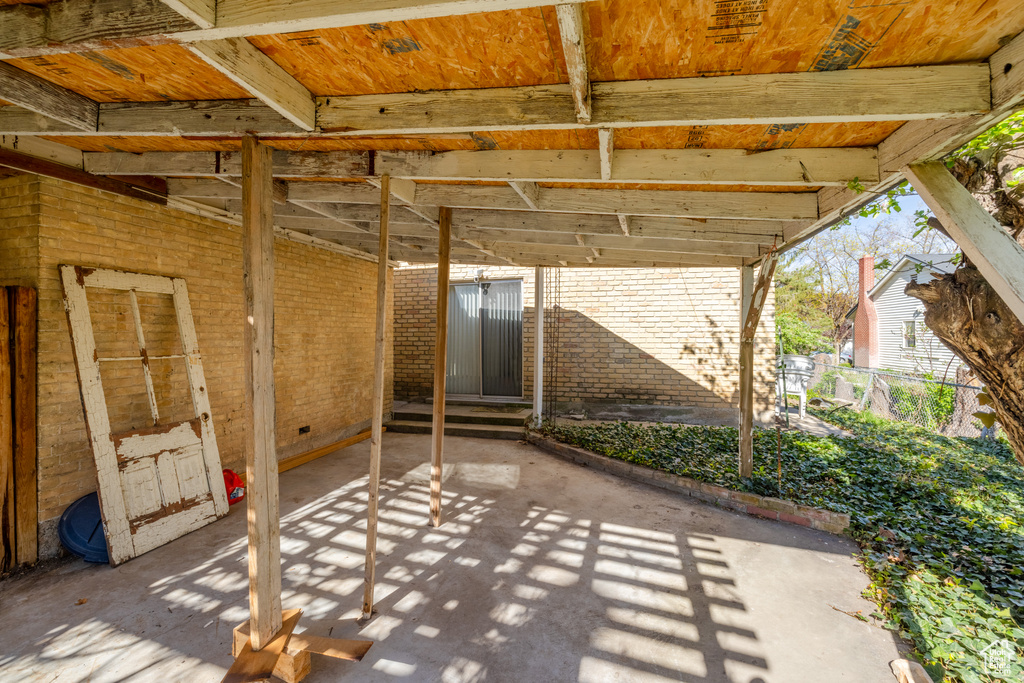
[0,433,903,682]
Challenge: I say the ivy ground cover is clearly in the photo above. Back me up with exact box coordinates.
[540,410,1024,682]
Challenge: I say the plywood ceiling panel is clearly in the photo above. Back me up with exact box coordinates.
[39,136,242,153]
[247,6,568,97]
[586,0,1024,81]
[6,45,252,102]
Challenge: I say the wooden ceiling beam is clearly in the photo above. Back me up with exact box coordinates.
[0,147,165,204]
[0,0,195,59]
[0,64,990,138]
[375,148,878,186]
[84,150,369,177]
[0,62,98,131]
[317,64,990,135]
[185,38,317,131]
[157,0,215,28]
[470,232,759,258]
[555,2,590,124]
[0,0,587,58]
[411,183,818,220]
[507,181,540,210]
[793,28,1024,253]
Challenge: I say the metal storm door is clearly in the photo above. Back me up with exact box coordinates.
[60,266,228,565]
[446,280,523,397]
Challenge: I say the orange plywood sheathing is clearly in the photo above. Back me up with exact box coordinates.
[614,122,906,150]
[586,0,1024,81]
[7,45,252,103]
[39,136,242,153]
[247,7,569,97]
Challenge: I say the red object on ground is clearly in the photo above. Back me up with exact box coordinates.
[223,469,245,505]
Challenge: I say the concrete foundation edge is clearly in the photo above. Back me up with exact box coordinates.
[525,433,851,535]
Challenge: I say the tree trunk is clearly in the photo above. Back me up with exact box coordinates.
[905,267,1024,463]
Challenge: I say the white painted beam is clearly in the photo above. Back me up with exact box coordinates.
[508,181,540,209]
[555,3,590,123]
[158,0,215,28]
[904,161,1024,323]
[598,128,613,181]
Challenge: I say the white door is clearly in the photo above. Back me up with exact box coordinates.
[60,266,228,565]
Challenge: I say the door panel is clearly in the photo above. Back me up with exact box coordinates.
[60,265,227,565]
[446,283,481,395]
[481,281,523,397]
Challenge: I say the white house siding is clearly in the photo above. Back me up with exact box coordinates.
[873,265,960,375]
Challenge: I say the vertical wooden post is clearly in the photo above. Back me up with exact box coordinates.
[738,254,778,479]
[363,174,391,618]
[430,207,452,527]
[0,291,12,573]
[738,265,755,479]
[533,267,544,428]
[242,135,282,650]
[12,287,37,565]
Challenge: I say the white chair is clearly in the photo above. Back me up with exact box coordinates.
[776,355,814,418]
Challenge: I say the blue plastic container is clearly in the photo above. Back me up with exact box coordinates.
[57,492,110,564]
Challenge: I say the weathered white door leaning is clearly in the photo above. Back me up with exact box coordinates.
[60,265,228,565]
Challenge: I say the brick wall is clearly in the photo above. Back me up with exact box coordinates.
[394,264,774,420]
[0,174,392,558]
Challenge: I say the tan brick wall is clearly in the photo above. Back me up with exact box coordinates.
[1,175,391,558]
[0,175,40,287]
[394,264,774,418]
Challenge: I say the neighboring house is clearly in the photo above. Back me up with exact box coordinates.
[849,253,962,375]
[393,265,777,426]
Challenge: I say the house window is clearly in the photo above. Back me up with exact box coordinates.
[903,321,917,349]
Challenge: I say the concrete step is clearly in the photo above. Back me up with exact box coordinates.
[385,420,525,440]
[392,410,527,426]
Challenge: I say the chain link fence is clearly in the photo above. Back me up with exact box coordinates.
[802,362,999,438]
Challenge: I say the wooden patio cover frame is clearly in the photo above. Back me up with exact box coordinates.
[4,0,1024,673]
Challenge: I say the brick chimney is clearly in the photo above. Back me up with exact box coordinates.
[854,256,879,368]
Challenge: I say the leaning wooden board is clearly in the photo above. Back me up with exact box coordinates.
[60,265,228,565]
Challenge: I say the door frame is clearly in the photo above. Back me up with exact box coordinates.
[446,278,524,400]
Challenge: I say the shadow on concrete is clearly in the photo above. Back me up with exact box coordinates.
[0,433,898,683]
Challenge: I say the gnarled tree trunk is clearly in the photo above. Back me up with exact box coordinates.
[906,266,1024,464]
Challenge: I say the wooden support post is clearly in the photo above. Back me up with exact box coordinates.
[533,266,544,428]
[12,287,37,565]
[904,161,1024,324]
[242,135,282,650]
[430,206,452,527]
[738,265,755,479]
[738,253,778,479]
[0,291,12,573]
[363,174,391,618]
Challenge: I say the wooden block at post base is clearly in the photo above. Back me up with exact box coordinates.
[232,612,373,682]
[233,612,311,683]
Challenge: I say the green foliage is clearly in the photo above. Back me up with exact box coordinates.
[541,412,1024,681]
[951,109,1024,163]
[776,311,830,355]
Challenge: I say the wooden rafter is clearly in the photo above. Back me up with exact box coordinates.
[904,161,1024,323]
[0,0,589,57]
[185,38,317,131]
[0,64,990,137]
[555,3,590,124]
[373,147,878,186]
[0,62,97,131]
